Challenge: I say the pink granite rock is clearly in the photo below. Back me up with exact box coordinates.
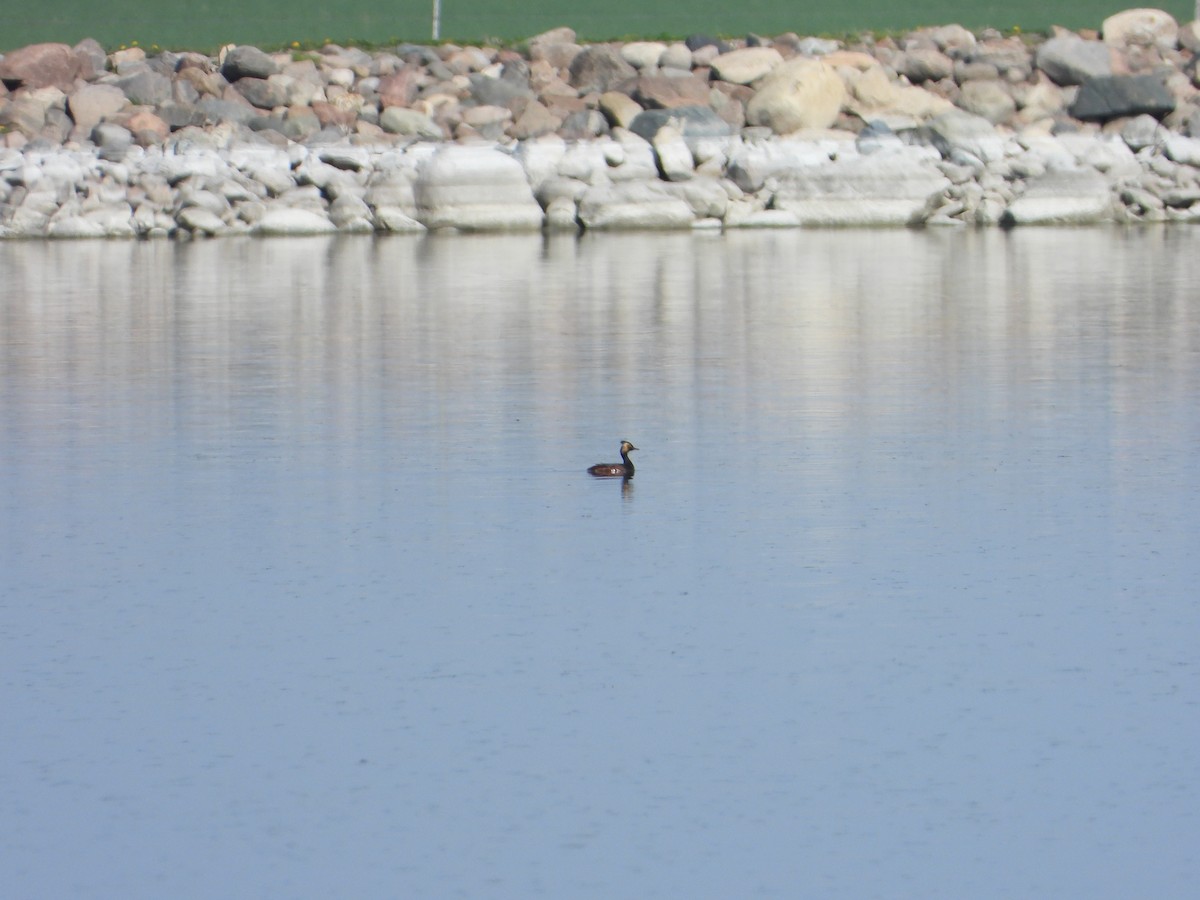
[0,43,82,91]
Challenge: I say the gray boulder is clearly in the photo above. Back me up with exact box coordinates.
[629,106,732,141]
[1164,134,1200,166]
[922,109,1008,163]
[651,125,695,181]
[156,101,206,130]
[379,107,443,138]
[684,35,731,53]
[221,45,280,81]
[559,109,610,139]
[251,207,337,235]
[72,38,107,80]
[233,77,288,110]
[282,107,321,141]
[176,205,228,235]
[1035,36,1113,86]
[468,72,533,107]
[329,194,375,230]
[1120,114,1165,151]
[91,122,133,160]
[196,97,258,126]
[898,48,955,83]
[957,80,1017,124]
[568,45,636,94]
[114,70,173,106]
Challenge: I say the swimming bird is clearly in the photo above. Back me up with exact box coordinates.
[588,441,638,478]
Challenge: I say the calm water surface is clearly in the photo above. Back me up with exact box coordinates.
[2,229,1198,898]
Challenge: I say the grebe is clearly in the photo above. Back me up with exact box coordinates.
[588,441,638,478]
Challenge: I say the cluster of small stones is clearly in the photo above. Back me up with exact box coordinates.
[3,8,1200,237]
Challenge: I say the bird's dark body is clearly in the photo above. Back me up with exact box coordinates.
[588,441,638,478]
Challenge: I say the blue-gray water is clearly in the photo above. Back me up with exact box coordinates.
[2,229,1197,898]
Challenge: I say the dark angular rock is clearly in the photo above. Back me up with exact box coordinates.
[1070,74,1175,121]
[220,45,279,82]
[629,105,733,141]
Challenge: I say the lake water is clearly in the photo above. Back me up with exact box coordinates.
[2,228,1197,898]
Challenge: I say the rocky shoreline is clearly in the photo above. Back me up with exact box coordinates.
[2,8,1200,237]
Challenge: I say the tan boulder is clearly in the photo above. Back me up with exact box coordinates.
[599,91,643,128]
[620,42,667,69]
[745,58,845,133]
[511,100,562,139]
[845,64,954,123]
[821,50,879,72]
[1102,8,1179,50]
[710,47,783,85]
[2,86,66,136]
[633,73,710,109]
[124,110,170,144]
[68,84,129,136]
